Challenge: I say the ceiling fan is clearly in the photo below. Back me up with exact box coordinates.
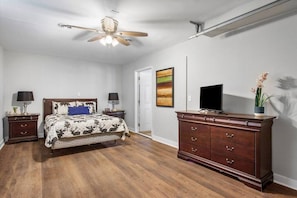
[58,16,148,47]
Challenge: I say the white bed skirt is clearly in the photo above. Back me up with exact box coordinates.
[51,133,122,150]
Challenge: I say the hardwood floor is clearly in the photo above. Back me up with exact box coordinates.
[1,133,297,198]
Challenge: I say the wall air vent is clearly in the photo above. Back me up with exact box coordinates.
[189,0,297,39]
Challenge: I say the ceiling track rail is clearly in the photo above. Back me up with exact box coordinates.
[189,0,297,39]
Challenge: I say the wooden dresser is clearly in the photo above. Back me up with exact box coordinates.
[6,113,39,144]
[176,110,275,191]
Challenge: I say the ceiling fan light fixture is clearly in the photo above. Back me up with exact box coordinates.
[100,37,107,46]
[60,16,147,47]
[105,35,113,44]
[100,35,119,47]
[112,38,119,47]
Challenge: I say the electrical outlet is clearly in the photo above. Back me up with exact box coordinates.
[188,95,192,102]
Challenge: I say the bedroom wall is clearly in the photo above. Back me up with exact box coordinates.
[122,13,297,189]
[3,51,123,139]
[0,46,4,149]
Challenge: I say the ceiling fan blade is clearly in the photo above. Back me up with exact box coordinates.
[88,35,105,42]
[58,23,100,33]
[117,31,148,37]
[115,36,130,46]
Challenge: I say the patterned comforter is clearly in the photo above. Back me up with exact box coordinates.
[44,113,129,148]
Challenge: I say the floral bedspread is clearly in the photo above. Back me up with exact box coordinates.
[44,113,129,148]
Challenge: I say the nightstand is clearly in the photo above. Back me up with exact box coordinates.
[102,110,125,119]
[6,113,39,144]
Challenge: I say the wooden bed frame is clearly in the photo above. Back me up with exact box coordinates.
[43,98,123,150]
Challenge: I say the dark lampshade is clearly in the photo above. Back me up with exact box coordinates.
[108,93,119,101]
[17,91,34,101]
[17,91,34,114]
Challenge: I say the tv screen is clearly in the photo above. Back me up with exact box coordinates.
[200,84,223,111]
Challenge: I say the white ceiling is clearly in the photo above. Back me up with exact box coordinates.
[0,0,251,65]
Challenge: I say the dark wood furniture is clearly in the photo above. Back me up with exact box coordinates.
[176,110,275,191]
[102,110,125,119]
[6,113,39,143]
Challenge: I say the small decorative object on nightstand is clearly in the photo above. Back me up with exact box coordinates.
[102,110,125,119]
[6,113,39,144]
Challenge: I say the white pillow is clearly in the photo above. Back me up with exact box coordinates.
[52,101,76,114]
[76,101,97,114]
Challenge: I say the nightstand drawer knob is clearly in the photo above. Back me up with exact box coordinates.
[20,131,28,135]
[191,126,198,131]
[20,124,28,127]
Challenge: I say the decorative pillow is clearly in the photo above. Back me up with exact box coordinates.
[52,101,76,115]
[76,101,97,114]
[68,106,90,115]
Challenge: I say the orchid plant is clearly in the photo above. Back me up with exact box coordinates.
[251,72,272,107]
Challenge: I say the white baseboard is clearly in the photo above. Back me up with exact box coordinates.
[152,134,178,148]
[128,127,135,132]
[129,127,178,148]
[0,139,4,150]
[274,173,297,190]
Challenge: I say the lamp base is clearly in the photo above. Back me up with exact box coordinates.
[111,104,117,111]
[23,103,28,114]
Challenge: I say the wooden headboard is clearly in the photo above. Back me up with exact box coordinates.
[43,98,98,120]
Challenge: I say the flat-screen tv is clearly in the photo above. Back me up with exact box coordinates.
[200,84,223,112]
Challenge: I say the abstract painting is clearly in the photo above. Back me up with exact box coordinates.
[156,67,174,107]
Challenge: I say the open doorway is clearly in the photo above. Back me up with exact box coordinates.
[135,68,152,138]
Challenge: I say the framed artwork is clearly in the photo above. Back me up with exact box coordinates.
[156,67,174,107]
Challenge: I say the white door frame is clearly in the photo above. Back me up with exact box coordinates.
[134,67,153,134]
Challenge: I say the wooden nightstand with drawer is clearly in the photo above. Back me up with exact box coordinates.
[102,110,125,119]
[6,113,39,144]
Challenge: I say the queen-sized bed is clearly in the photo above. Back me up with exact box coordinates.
[43,98,129,150]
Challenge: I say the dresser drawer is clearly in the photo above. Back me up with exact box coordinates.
[211,152,255,176]
[211,126,255,147]
[179,134,210,148]
[180,142,210,159]
[180,121,209,137]
[211,140,255,162]
[8,115,38,121]
[10,121,36,137]
[179,121,210,159]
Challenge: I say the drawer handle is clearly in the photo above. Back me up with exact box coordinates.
[20,124,28,127]
[225,133,234,138]
[20,131,28,135]
[191,137,197,142]
[191,148,198,152]
[226,158,234,164]
[225,146,234,151]
[191,126,198,131]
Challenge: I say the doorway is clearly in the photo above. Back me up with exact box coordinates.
[135,68,152,138]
